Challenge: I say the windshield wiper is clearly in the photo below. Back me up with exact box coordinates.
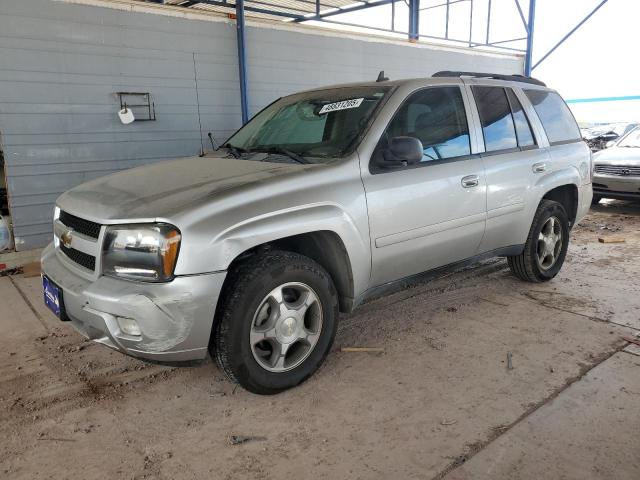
[259,146,310,164]
[222,143,245,159]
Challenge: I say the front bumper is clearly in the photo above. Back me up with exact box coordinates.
[41,243,226,362]
[593,173,640,199]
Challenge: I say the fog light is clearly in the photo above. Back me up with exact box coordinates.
[117,316,141,336]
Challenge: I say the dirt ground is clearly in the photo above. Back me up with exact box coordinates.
[1,201,639,480]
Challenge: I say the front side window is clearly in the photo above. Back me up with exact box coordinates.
[377,86,471,163]
[524,90,581,145]
[225,86,391,162]
[473,86,518,152]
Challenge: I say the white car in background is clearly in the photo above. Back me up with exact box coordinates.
[592,127,640,203]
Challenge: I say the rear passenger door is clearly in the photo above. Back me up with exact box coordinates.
[467,83,550,252]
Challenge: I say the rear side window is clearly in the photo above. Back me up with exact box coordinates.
[524,90,581,145]
[472,86,518,152]
[506,89,536,147]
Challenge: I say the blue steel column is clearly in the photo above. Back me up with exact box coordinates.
[524,0,536,76]
[408,0,420,42]
[236,0,249,124]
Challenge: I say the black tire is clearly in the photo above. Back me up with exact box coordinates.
[591,195,602,205]
[507,200,570,283]
[212,250,339,395]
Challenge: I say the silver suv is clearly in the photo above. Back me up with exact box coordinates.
[41,72,593,394]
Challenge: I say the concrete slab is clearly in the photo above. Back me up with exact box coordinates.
[1,205,639,479]
[444,352,640,480]
[0,248,42,271]
[518,207,640,331]
[624,343,640,357]
[0,277,48,342]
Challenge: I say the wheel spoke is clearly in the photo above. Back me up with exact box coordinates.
[271,341,292,369]
[269,286,284,305]
[303,328,320,345]
[290,290,315,316]
[250,324,278,346]
[537,241,546,259]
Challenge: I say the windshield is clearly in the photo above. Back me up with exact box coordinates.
[618,128,640,148]
[225,86,391,162]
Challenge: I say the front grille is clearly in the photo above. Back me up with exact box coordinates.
[59,211,101,239]
[594,165,640,177]
[60,244,96,271]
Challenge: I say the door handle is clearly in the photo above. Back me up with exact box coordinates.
[532,162,547,173]
[461,175,479,188]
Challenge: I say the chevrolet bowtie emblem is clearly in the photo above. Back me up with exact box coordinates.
[61,229,73,248]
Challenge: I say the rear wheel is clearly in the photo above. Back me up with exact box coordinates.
[212,250,338,395]
[507,200,570,283]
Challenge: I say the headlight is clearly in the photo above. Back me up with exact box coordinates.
[102,224,181,282]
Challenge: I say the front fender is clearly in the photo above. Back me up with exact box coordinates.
[180,202,372,300]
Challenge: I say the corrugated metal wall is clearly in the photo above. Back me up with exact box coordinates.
[0,0,523,250]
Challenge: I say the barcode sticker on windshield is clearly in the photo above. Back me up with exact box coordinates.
[318,98,364,114]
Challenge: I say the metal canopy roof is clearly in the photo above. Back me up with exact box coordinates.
[162,0,404,25]
[139,0,611,124]
[149,0,534,55]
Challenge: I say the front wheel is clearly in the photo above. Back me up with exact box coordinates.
[591,194,602,205]
[212,250,339,394]
[507,200,570,283]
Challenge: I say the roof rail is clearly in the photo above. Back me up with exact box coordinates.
[432,71,546,87]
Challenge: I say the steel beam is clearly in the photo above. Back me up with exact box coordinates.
[532,0,608,71]
[524,0,536,76]
[409,0,420,41]
[420,0,466,12]
[235,0,249,124]
[445,0,450,39]
[294,0,396,23]
[391,0,395,31]
[468,0,473,46]
[485,0,491,44]
[513,0,527,30]
[196,0,306,20]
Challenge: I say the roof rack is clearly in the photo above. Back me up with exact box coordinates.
[432,71,546,87]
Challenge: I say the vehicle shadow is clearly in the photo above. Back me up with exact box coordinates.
[591,199,640,216]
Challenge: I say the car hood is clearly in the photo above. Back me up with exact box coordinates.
[56,154,313,222]
[593,147,640,165]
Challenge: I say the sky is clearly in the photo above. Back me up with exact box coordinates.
[308,0,639,124]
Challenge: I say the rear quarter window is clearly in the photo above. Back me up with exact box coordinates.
[524,90,581,145]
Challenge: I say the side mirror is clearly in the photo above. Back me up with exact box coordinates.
[378,136,424,169]
[605,140,616,148]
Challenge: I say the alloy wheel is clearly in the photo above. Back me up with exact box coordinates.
[250,282,323,373]
[536,216,563,271]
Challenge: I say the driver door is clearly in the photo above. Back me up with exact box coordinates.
[360,85,487,287]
